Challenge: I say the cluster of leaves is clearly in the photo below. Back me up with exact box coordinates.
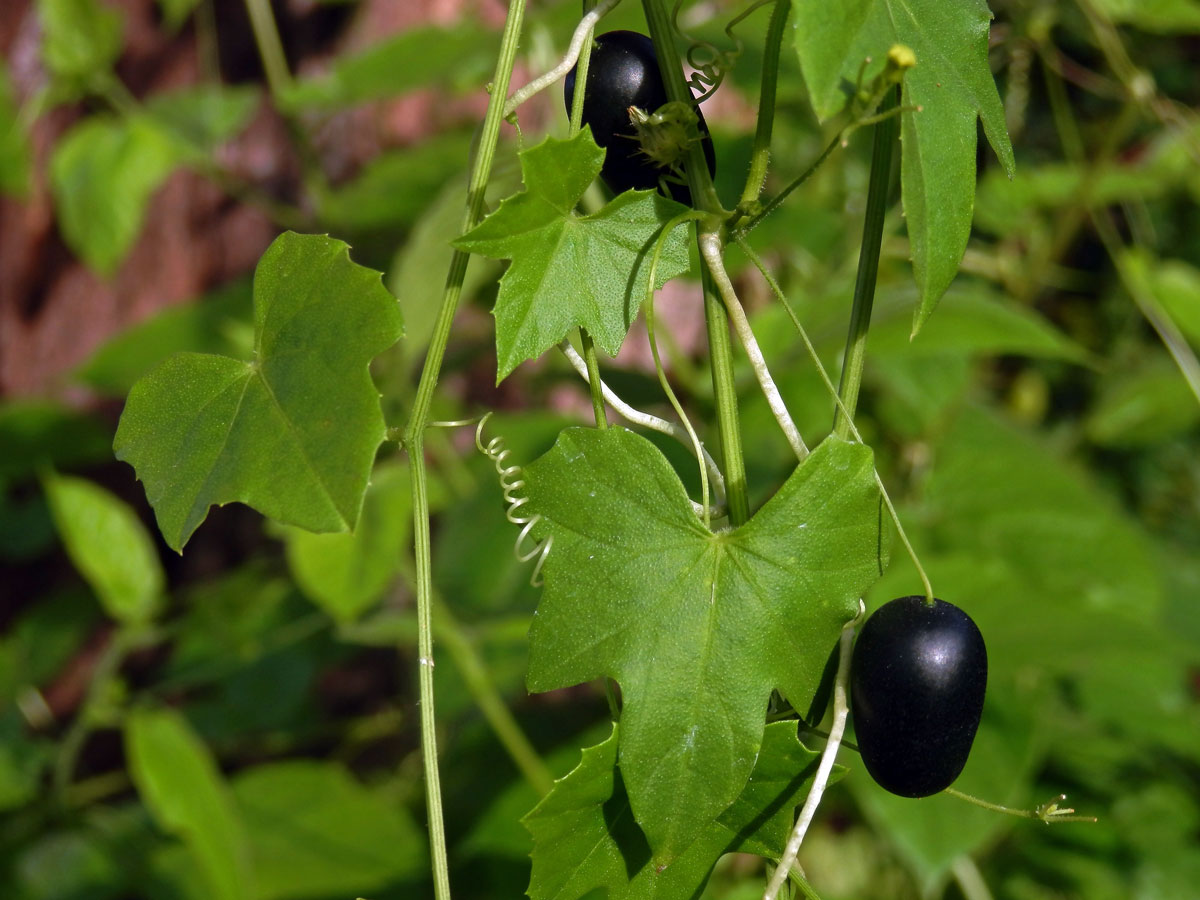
[3,0,1200,899]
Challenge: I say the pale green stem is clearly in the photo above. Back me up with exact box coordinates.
[647,211,715,527]
[243,0,293,98]
[699,232,808,461]
[502,0,622,119]
[763,601,863,900]
[432,596,554,796]
[402,4,528,898]
[951,856,995,900]
[735,235,934,602]
[558,342,726,510]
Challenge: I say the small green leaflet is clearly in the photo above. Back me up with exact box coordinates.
[50,115,182,276]
[278,463,411,623]
[50,89,258,275]
[454,130,692,382]
[37,0,124,96]
[522,427,885,863]
[232,760,426,899]
[524,721,839,900]
[126,707,251,900]
[793,0,1016,333]
[114,232,403,551]
[0,65,31,197]
[42,471,165,625]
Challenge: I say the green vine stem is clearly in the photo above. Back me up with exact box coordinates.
[579,330,609,428]
[700,233,808,460]
[568,0,600,135]
[1039,52,1200,406]
[564,8,609,429]
[833,85,898,438]
[431,595,555,796]
[944,788,1098,824]
[762,600,864,900]
[736,0,792,213]
[402,3,528,897]
[647,211,717,527]
[501,0,621,119]
[641,1,725,214]
[243,0,293,98]
[642,0,750,525]
[699,263,751,525]
[53,626,149,808]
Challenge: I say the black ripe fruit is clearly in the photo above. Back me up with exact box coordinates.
[850,596,987,798]
[563,30,716,204]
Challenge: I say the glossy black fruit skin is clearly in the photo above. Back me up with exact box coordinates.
[850,596,987,798]
[563,30,716,204]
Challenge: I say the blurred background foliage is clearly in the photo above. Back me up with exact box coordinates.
[1,0,1198,898]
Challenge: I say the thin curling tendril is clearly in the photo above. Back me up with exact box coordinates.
[734,234,935,602]
[475,413,553,586]
[670,0,767,102]
[644,209,714,527]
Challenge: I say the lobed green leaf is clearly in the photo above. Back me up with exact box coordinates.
[524,721,836,900]
[794,0,1015,332]
[523,427,885,862]
[114,232,403,551]
[454,131,693,382]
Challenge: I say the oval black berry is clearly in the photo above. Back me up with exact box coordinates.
[850,596,987,798]
[564,30,716,204]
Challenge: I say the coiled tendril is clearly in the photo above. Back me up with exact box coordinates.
[475,413,552,587]
[672,0,768,102]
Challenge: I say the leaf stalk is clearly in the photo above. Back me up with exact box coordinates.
[833,86,898,438]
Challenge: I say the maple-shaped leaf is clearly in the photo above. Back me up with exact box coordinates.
[114,232,403,551]
[453,130,692,382]
[793,0,1016,333]
[524,721,841,900]
[522,427,885,863]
